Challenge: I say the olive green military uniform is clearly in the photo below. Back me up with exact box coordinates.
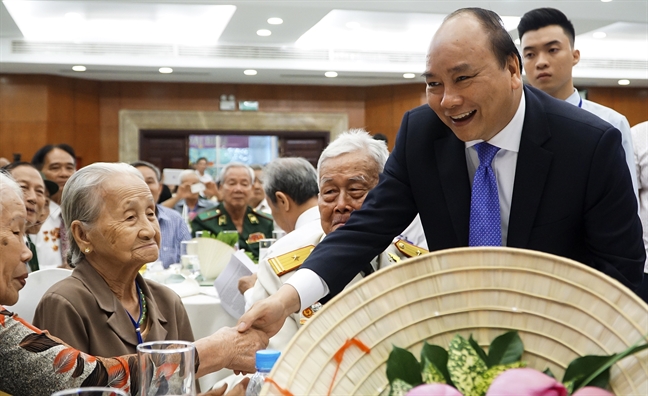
[191,202,274,260]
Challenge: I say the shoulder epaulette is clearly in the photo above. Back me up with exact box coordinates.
[267,245,315,277]
[197,208,221,221]
[252,209,273,221]
[393,239,429,258]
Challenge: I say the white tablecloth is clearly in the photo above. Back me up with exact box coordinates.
[180,286,239,391]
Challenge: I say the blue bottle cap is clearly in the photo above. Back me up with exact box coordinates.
[255,349,281,370]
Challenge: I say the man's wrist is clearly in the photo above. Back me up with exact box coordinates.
[278,284,301,315]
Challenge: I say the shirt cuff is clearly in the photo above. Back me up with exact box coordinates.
[285,269,330,312]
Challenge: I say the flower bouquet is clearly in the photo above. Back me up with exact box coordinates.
[386,330,648,396]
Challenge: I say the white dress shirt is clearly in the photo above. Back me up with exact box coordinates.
[566,89,638,204]
[288,92,527,311]
[631,121,648,272]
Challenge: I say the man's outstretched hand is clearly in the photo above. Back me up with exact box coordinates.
[237,284,301,338]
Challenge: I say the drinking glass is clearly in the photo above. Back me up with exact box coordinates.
[180,240,200,275]
[258,238,277,261]
[272,230,286,240]
[51,388,127,396]
[137,340,197,396]
[221,230,239,249]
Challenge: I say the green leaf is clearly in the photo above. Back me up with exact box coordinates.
[447,335,488,396]
[388,379,413,396]
[543,367,555,379]
[473,361,526,396]
[576,341,648,391]
[487,330,524,366]
[562,355,612,391]
[386,346,423,387]
[420,342,453,386]
[468,335,490,367]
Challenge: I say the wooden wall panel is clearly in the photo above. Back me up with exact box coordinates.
[585,87,648,128]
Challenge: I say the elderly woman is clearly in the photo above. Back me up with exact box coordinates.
[34,164,190,355]
[192,162,274,260]
[0,171,266,395]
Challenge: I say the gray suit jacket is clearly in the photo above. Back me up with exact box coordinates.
[33,260,194,357]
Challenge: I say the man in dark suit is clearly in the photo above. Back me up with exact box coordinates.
[237,8,645,337]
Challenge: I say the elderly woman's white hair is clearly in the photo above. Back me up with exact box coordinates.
[0,171,23,201]
[61,162,144,265]
[317,129,389,179]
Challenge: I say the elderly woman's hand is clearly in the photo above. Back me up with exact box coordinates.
[195,326,269,377]
[201,378,250,396]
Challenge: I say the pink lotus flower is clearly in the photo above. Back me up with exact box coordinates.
[572,387,614,396]
[486,368,568,396]
[406,384,463,396]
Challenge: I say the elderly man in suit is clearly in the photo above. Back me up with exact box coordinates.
[238,8,644,338]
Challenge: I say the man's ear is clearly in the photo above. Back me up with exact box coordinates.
[275,191,291,212]
[70,220,91,250]
[508,53,523,90]
[572,48,580,67]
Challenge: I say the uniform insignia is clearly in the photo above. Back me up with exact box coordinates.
[218,214,227,226]
[251,209,273,221]
[387,252,401,263]
[248,213,259,224]
[268,245,315,276]
[300,302,322,324]
[394,239,429,258]
[198,209,220,221]
[246,232,266,244]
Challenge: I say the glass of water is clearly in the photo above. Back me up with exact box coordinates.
[137,340,196,396]
[180,240,200,275]
[258,238,277,261]
[51,388,127,396]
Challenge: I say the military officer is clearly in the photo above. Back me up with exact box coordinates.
[191,162,273,260]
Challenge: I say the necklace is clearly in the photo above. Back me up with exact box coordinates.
[126,281,147,344]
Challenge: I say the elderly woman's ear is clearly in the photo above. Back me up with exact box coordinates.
[70,220,92,253]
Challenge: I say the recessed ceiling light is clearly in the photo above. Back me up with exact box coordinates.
[601,0,612,2]
[403,73,416,79]
[267,18,283,25]
[618,79,630,85]
[514,38,521,45]
[72,65,86,72]
[325,71,338,78]
[244,69,257,76]
[159,67,173,74]
[593,32,607,39]
[346,21,361,30]
[257,29,272,37]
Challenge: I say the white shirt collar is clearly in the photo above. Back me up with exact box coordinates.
[465,90,525,153]
[565,88,581,107]
[295,205,320,230]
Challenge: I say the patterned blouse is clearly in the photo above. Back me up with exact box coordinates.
[0,307,135,396]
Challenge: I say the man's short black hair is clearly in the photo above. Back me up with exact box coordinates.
[372,133,388,145]
[518,8,576,47]
[31,144,76,170]
[446,8,522,70]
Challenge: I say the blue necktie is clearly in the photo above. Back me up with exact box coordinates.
[469,142,502,246]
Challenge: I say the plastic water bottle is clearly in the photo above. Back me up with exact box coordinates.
[245,349,281,396]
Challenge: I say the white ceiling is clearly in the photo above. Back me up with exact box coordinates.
[0,0,646,87]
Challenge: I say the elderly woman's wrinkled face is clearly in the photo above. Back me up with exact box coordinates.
[318,151,380,235]
[0,189,32,306]
[221,167,253,210]
[85,175,160,268]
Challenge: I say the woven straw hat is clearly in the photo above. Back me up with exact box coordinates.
[262,247,648,396]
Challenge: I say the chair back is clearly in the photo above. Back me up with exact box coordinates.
[7,268,72,323]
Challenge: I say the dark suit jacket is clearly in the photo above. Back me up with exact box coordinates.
[33,260,195,357]
[302,85,644,296]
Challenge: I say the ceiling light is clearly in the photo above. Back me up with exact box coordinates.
[346,21,361,30]
[244,69,257,76]
[618,79,630,85]
[403,73,416,79]
[257,29,272,36]
[159,67,173,74]
[267,18,283,25]
[601,0,612,2]
[514,38,521,45]
[72,65,86,72]
[593,32,607,39]
[325,71,338,78]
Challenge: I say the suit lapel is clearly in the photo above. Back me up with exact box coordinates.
[508,87,553,248]
[435,132,471,245]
